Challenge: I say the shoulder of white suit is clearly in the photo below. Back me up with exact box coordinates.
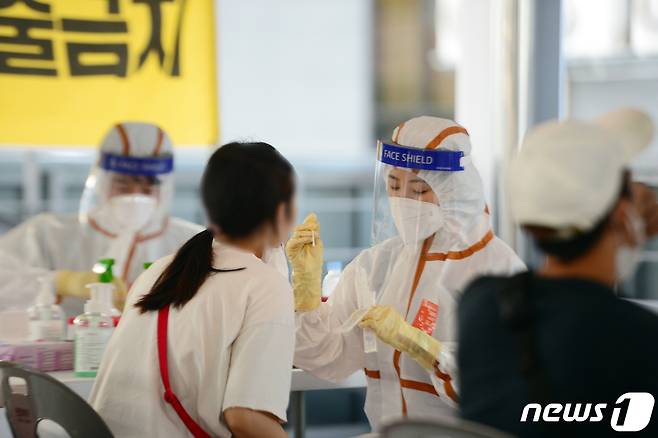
[14,212,80,232]
[165,216,206,234]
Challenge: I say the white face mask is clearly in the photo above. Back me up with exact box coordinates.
[109,194,157,232]
[389,197,444,244]
[615,209,646,282]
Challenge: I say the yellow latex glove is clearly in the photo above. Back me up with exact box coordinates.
[285,213,324,312]
[112,280,128,312]
[359,305,441,370]
[55,270,128,311]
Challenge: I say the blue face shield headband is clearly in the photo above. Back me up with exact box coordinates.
[377,142,465,171]
[99,153,174,176]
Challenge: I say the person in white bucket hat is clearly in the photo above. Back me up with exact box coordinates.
[287,116,525,431]
[458,108,658,438]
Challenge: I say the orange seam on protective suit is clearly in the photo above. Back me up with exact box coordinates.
[444,379,458,402]
[89,217,168,242]
[364,369,381,379]
[393,350,408,416]
[424,230,494,261]
[406,235,434,316]
[115,123,131,155]
[120,220,169,293]
[137,218,169,242]
[153,128,164,156]
[399,378,439,397]
[392,234,434,417]
[365,368,441,398]
[425,126,469,150]
[89,217,117,238]
[393,122,405,144]
[122,237,138,284]
[434,364,459,402]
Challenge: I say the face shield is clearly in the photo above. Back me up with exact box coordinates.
[372,141,470,248]
[79,122,175,237]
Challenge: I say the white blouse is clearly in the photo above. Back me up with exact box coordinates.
[90,242,295,437]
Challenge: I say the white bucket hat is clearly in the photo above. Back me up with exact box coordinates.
[509,108,653,233]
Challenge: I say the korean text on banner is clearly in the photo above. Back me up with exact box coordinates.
[0,0,218,147]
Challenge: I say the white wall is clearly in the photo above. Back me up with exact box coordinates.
[454,0,497,208]
[568,61,658,177]
[216,0,374,163]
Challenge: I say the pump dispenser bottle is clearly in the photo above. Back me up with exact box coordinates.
[73,283,115,377]
[27,276,66,341]
[96,258,121,324]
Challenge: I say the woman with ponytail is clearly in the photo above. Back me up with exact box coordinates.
[90,142,297,438]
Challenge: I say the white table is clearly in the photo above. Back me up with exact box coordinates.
[288,369,366,438]
[0,369,366,438]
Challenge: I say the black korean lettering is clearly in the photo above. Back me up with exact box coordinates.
[66,43,127,77]
[133,0,173,69]
[133,0,184,76]
[0,0,50,13]
[61,18,127,33]
[0,17,55,76]
[106,0,120,14]
[62,18,128,77]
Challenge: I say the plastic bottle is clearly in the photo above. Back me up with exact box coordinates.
[96,258,121,325]
[97,258,115,283]
[73,283,115,377]
[322,261,343,298]
[27,276,66,342]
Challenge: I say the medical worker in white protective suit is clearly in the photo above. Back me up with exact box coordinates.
[0,122,205,315]
[288,116,526,430]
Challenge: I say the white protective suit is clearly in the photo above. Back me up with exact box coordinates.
[0,123,203,315]
[294,117,526,430]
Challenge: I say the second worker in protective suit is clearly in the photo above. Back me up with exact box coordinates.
[288,116,526,430]
[0,122,203,316]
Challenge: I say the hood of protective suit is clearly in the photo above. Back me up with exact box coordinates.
[78,122,176,280]
[80,122,175,237]
[385,116,487,250]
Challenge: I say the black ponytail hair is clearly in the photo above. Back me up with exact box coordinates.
[136,142,295,312]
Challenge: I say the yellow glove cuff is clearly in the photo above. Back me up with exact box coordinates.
[405,326,442,370]
[55,270,96,299]
[287,213,324,313]
[292,269,322,311]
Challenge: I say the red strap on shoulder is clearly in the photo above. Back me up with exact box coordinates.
[157,305,212,438]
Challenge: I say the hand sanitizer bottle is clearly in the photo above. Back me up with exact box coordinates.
[73,283,115,377]
[96,258,121,325]
[27,276,66,342]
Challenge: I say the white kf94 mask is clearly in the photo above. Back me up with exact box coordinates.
[109,194,157,232]
[388,196,444,244]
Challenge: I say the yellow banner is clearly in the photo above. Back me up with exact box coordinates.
[0,0,218,147]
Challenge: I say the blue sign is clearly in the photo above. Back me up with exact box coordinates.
[379,143,464,171]
[99,153,174,176]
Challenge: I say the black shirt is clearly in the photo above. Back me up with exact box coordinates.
[458,273,658,437]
